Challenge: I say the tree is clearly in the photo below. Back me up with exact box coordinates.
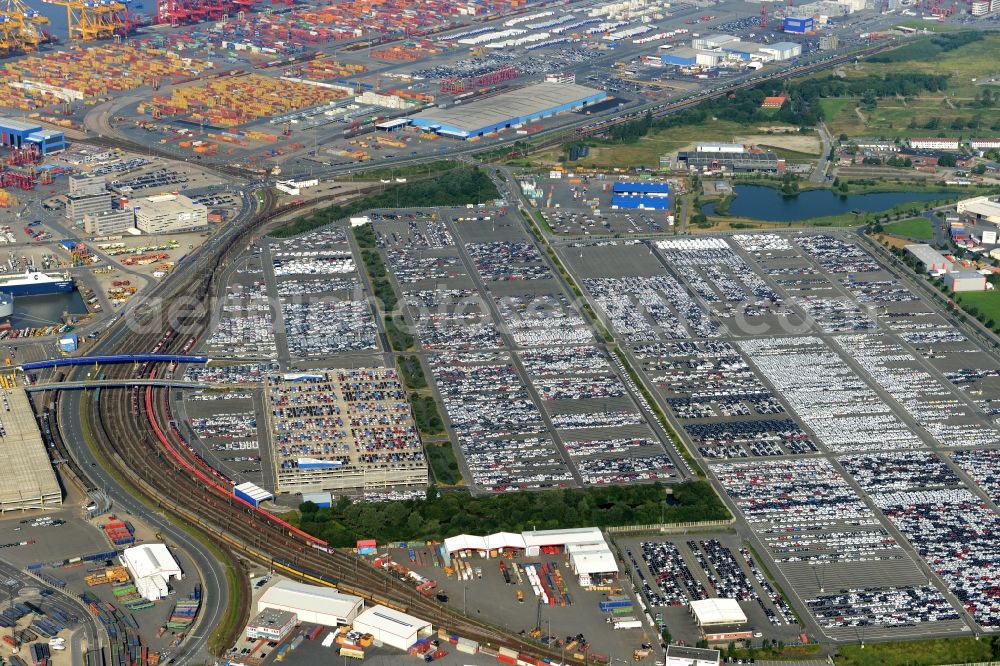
[299,500,318,515]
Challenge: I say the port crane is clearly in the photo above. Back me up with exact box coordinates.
[41,0,134,41]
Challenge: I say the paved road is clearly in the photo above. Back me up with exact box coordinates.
[56,388,229,666]
[811,123,834,184]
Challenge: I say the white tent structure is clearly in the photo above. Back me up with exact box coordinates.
[444,532,526,554]
[566,542,618,577]
[689,598,747,627]
[120,544,182,601]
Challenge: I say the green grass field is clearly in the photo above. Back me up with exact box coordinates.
[537,119,749,168]
[808,33,1000,137]
[835,638,995,666]
[883,216,934,240]
[956,290,1000,328]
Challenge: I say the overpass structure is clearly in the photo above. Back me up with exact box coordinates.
[20,354,210,371]
[24,379,207,392]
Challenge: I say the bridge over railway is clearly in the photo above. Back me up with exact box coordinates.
[20,354,210,371]
[25,379,207,392]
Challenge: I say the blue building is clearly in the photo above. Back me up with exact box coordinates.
[234,481,274,507]
[0,117,65,154]
[611,182,671,211]
[27,129,66,155]
[411,82,606,139]
[783,16,814,33]
[661,47,698,67]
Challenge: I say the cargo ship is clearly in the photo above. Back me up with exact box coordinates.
[0,270,74,296]
[0,293,11,318]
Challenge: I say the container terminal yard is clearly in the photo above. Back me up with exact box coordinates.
[0,0,990,664]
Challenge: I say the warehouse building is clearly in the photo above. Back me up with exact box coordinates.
[720,40,771,61]
[695,142,744,153]
[121,544,182,601]
[246,608,297,642]
[352,606,432,651]
[84,209,135,236]
[134,194,208,234]
[692,33,736,49]
[0,118,65,154]
[783,16,814,33]
[259,579,363,626]
[234,481,273,507]
[958,196,1000,225]
[661,46,699,66]
[0,388,62,513]
[760,41,802,60]
[906,243,954,274]
[689,598,751,642]
[410,82,606,139]
[679,149,781,173]
[25,129,65,155]
[611,181,670,210]
[945,271,987,292]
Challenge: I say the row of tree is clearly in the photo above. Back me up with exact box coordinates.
[294,481,730,547]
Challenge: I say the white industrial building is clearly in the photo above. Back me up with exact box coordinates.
[759,42,802,60]
[909,137,961,151]
[689,598,748,627]
[958,196,1000,226]
[120,544,182,601]
[275,178,319,196]
[258,579,363,626]
[134,193,208,234]
[945,271,987,292]
[692,33,736,49]
[906,243,954,274]
[352,605,432,651]
[695,143,744,153]
[665,645,721,666]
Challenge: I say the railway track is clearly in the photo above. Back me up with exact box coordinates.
[46,187,580,662]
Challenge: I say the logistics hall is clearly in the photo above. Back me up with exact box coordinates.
[410,82,606,139]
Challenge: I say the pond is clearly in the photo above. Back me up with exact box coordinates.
[701,185,954,222]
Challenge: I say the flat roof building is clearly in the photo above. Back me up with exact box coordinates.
[411,82,606,139]
[246,608,297,642]
[611,181,671,210]
[134,194,208,235]
[0,117,42,149]
[662,47,699,66]
[26,130,65,155]
[760,41,802,60]
[692,33,736,49]
[69,174,107,197]
[906,243,954,274]
[689,598,748,627]
[67,193,113,225]
[259,579,363,626]
[665,645,721,666]
[84,209,134,236]
[267,368,427,494]
[121,544,182,601]
[695,143,744,153]
[945,271,987,292]
[957,196,1000,225]
[352,605,432,651]
[0,388,61,512]
[679,150,780,173]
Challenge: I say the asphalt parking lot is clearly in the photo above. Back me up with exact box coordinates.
[398,546,652,662]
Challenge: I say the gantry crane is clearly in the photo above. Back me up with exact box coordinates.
[0,0,52,54]
[41,0,133,41]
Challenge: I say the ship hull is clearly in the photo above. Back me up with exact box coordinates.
[0,280,74,297]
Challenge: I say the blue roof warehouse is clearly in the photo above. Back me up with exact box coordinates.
[611,182,671,211]
[0,117,65,154]
[410,82,606,139]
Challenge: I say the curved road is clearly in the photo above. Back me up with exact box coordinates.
[56,389,229,666]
